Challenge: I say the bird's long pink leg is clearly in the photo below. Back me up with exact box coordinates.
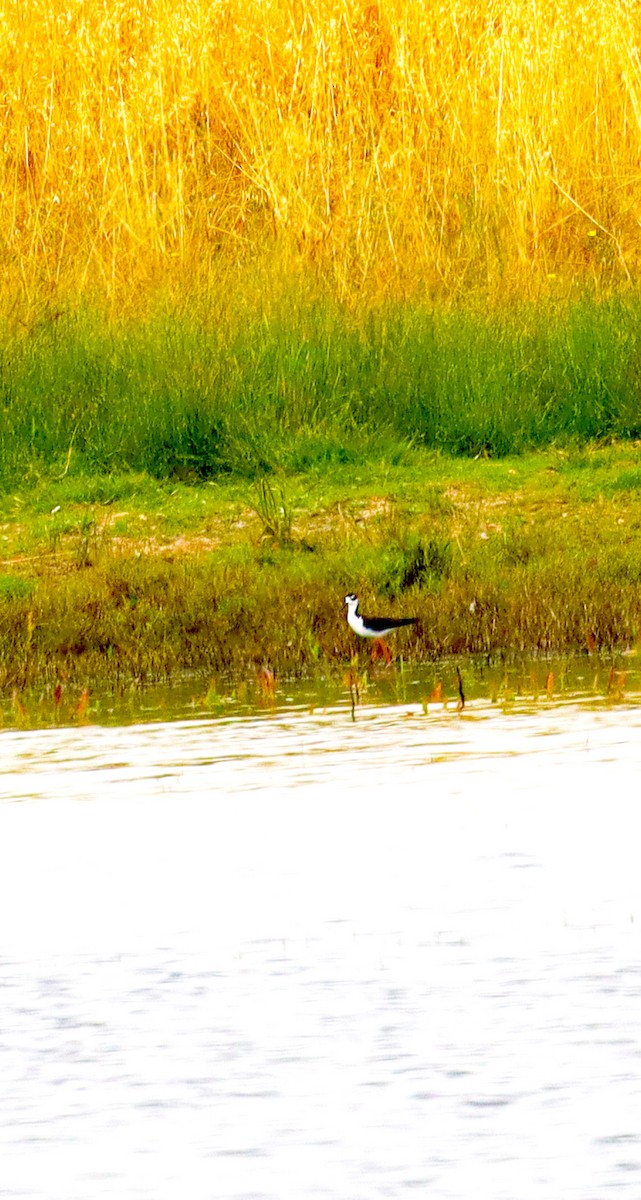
[371,638,393,665]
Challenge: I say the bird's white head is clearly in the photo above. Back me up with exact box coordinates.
[344,593,359,612]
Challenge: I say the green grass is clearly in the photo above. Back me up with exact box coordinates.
[3,292,641,492]
[2,288,641,694]
[1,443,641,692]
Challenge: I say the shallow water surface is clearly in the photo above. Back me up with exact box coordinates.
[1,700,640,1199]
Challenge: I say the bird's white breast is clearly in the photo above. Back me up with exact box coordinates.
[347,608,375,638]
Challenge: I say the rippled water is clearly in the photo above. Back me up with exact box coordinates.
[1,698,640,1199]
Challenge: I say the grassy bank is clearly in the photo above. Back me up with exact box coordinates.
[2,443,641,693]
[3,294,641,490]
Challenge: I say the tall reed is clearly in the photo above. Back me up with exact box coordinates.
[2,0,641,313]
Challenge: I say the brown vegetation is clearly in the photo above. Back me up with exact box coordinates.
[2,0,641,313]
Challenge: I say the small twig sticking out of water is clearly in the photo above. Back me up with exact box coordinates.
[607,667,626,701]
[256,666,277,707]
[344,662,360,722]
[456,667,465,712]
[74,687,90,723]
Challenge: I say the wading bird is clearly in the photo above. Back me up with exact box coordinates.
[344,593,418,662]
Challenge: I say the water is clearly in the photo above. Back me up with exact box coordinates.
[1,696,640,1199]
[2,648,638,729]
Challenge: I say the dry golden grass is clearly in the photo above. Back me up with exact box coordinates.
[3,0,641,312]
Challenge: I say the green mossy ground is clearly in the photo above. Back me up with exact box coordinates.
[2,442,641,694]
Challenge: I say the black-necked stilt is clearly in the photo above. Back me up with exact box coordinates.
[344,594,418,658]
